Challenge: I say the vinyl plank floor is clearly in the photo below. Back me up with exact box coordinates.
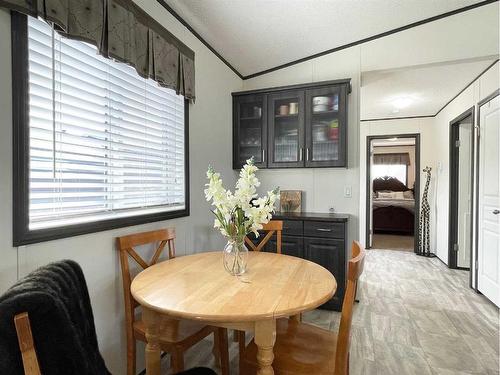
[156,249,499,374]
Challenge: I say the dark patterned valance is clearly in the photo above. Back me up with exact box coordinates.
[0,0,196,100]
[373,152,410,166]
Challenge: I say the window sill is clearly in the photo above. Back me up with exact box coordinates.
[13,207,190,247]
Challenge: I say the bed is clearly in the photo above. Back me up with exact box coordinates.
[372,176,415,235]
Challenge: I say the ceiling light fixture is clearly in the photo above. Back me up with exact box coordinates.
[392,97,413,109]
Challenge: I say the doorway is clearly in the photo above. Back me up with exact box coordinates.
[449,108,474,271]
[366,134,420,252]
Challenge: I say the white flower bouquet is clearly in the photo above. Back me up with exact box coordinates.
[205,158,279,275]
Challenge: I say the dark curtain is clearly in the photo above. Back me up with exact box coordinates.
[0,0,196,100]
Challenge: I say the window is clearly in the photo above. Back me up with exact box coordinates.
[372,164,407,186]
[13,15,189,246]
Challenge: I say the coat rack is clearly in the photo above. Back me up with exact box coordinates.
[417,166,436,257]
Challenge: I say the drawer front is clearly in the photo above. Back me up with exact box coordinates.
[282,220,303,236]
[304,221,344,239]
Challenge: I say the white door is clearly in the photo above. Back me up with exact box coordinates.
[478,96,500,306]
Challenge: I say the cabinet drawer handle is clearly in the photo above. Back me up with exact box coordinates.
[316,228,332,232]
[262,149,265,163]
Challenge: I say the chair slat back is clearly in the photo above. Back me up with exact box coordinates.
[14,312,41,375]
[116,229,176,325]
[244,220,283,254]
[334,241,366,375]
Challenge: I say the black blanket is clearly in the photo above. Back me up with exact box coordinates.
[0,260,110,375]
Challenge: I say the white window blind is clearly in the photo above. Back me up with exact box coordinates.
[28,17,186,230]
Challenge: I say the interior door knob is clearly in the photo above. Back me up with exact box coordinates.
[493,209,500,215]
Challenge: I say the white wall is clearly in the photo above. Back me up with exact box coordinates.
[0,1,242,373]
[358,117,435,247]
[243,47,362,254]
[431,62,499,269]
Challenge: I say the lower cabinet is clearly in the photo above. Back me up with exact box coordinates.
[265,235,304,258]
[304,237,346,310]
[250,214,349,311]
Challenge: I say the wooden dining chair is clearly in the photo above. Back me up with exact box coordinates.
[117,229,229,375]
[14,312,41,375]
[244,220,283,253]
[240,240,366,375]
[13,312,219,375]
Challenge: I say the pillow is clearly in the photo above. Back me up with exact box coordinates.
[392,191,405,199]
[403,190,414,199]
[377,191,405,199]
[377,191,394,199]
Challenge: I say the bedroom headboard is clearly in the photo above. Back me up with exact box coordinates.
[372,176,409,192]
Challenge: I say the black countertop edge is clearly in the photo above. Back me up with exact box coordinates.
[272,212,349,222]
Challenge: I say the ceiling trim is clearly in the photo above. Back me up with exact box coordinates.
[361,59,499,121]
[157,0,497,90]
[434,58,499,116]
[244,0,498,79]
[156,0,244,79]
[360,115,435,122]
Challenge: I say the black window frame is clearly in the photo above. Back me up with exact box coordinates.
[12,12,190,246]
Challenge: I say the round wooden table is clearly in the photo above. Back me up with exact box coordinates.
[131,251,337,375]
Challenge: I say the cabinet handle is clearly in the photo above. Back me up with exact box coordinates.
[493,209,500,215]
[299,148,303,161]
[262,149,265,163]
[306,148,310,161]
[316,228,332,232]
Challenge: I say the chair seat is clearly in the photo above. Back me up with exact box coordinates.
[133,318,214,347]
[241,318,338,375]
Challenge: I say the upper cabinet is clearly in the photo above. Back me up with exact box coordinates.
[268,90,305,168]
[232,79,350,169]
[233,94,267,168]
[305,85,348,168]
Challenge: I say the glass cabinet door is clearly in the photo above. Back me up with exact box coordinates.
[233,95,267,168]
[268,90,305,168]
[305,86,347,167]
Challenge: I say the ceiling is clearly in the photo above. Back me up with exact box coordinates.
[360,58,496,120]
[163,0,489,77]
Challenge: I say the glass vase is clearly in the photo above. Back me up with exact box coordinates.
[223,237,248,276]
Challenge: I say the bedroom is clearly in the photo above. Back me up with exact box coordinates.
[368,136,418,251]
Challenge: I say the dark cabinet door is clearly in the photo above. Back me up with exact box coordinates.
[304,237,345,310]
[233,94,267,169]
[268,90,305,168]
[305,85,348,167]
[265,235,304,258]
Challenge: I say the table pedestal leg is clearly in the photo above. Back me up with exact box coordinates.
[254,319,276,375]
[143,308,161,375]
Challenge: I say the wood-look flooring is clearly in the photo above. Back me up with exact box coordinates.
[156,249,499,374]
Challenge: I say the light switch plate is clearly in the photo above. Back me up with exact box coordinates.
[344,185,352,198]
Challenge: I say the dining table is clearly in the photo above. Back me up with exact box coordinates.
[130,251,337,375]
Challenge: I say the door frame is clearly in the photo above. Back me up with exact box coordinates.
[365,133,421,252]
[475,88,500,292]
[448,107,475,271]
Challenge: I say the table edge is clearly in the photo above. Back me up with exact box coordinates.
[131,251,337,322]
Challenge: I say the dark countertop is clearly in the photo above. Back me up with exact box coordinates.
[272,212,349,222]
